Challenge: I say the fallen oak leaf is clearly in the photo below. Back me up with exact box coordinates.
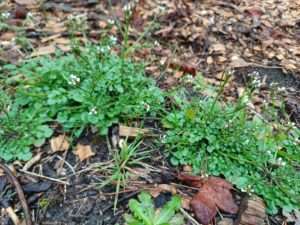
[178,174,238,224]
[74,144,95,161]
[191,185,217,224]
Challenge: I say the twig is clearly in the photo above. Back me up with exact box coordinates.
[5,206,21,225]
[55,155,76,175]
[0,163,33,225]
[19,169,69,185]
[22,152,42,171]
[180,208,201,225]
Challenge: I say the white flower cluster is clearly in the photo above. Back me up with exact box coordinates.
[184,74,195,84]
[266,150,272,156]
[241,185,254,195]
[277,86,286,93]
[26,12,33,19]
[110,36,117,45]
[123,2,134,12]
[287,121,296,129]
[276,157,286,166]
[107,19,115,25]
[96,45,111,53]
[67,14,86,21]
[88,107,98,115]
[1,12,10,19]
[68,74,80,85]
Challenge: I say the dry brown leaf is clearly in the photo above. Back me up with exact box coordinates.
[170,61,197,76]
[183,165,193,173]
[211,43,226,53]
[74,144,95,161]
[179,174,238,224]
[230,55,250,68]
[181,196,192,210]
[149,184,177,198]
[31,45,56,57]
[191,188,217,225]
[119,125,151,137]
[158,184,177,194]
[50,135,70,152]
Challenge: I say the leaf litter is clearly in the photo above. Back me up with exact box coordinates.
[0,0,300,224]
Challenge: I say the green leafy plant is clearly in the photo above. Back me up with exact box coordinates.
[162,76,300,214]
[125,192,184,225]
[0,43,164,161]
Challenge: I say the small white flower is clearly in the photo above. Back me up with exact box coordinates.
[277,86,286,92]
[1,12,10,19]
[251,77,262,88]
[88,107,98,115]
[185,75,194,83]
[277,157,282,162]
[67,14,75,20]
[144,103,150,112]
[123,4,131,12]
[267,150,272,155]
[27,12,33,19]
[281,161,286,166]
[108,19,115,25]
[110,36,117,45]
[69,74,80,85]
[154,40,160,46]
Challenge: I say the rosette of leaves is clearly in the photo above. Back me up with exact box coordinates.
[125,192,184,225]
[0,44,164,161]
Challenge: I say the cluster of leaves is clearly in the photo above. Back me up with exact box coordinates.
[162,82,300,214]
[0,43,164,161]
[125,192,184,225]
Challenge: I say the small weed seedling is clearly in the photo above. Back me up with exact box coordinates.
[125,192,184,225]
[0,43,164,161]
[163,75,300,214]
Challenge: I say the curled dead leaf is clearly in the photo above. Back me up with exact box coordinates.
[50,135,70,152]
[74,144,95,161]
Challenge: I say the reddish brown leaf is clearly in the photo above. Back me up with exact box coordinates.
[177,173,204,188]
[206,176,234,190]
[170,62,197,76]
[210,185,238,214]
[244,8,263,18]
[178,174,238,223]
[191,185,217,225]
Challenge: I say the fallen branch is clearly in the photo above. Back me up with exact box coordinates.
[0,163,33,225]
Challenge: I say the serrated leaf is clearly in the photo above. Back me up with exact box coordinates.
[155,196,181,225]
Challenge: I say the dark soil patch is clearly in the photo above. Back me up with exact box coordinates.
[234,66,300,126]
